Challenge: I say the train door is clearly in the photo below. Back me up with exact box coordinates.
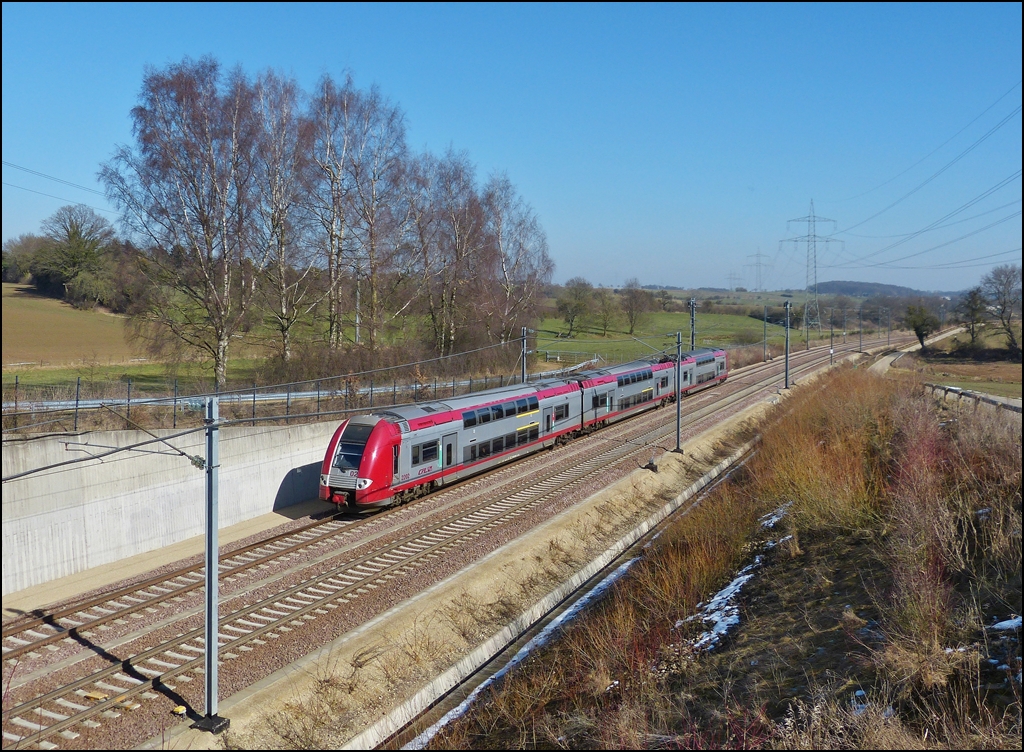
[543,407,553,434]
[442,433,457,472]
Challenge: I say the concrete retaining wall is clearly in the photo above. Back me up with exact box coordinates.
[2,421,339,596]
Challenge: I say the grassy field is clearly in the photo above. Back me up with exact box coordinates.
[2,281,895,395]
[534,310,867,365]
[2,283,138,366]
[893,325,1023,399]
[2,283,269,393]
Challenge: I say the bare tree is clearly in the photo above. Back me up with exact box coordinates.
[101,57,264,389]
[416,150,485,356]
[954,287,987,346]
[557,277,594,338]
[479,173,553,344]
[304,73,357,349]
[620,278,653,335]
[982,263,1022,355]
[251,70,318,362]
[345,85,411,354]
[591,288,619,336]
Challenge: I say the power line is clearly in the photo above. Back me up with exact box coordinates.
[832,80,1022,202]
[870,247,1021,270]
[2,160,107,196]
[846,210,1022,269]
[2,181,116,215]
[838,198,1021,238]
[829,169,1022,267]
[832,103,1022,235]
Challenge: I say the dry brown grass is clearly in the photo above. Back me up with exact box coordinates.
[429,366,1022,750]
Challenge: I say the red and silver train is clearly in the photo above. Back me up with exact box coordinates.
[319,348,728,509]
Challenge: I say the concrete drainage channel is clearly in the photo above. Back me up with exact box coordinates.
[345,440,757,750]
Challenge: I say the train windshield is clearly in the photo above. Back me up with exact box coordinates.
[334,423,374,471]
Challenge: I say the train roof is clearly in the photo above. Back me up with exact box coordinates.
[370,382,550,431]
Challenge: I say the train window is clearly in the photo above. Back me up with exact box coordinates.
[554,404,568,421]
[505,432,516,448]
[517,426,529,446]
[412,445,421,465]
[465,445,477,463]
[528,396,539,411]
[683,371,690,383]
[478,409,491,424]
[528,425,539,442]
[504,402,517,418]
[334,442,365,471]
[616,376,623,387]
[516,399,529,414]
[421,441,438,464]
[462,411,477,428]
[642,388,653,402]
[342,423,374,443]
[393,446,399,475]
[492,405,504,421]
[493,436,504,453]
[479,441,491,458]
[660,376,669,388]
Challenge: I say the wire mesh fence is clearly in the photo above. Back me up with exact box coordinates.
[2,332,838,436]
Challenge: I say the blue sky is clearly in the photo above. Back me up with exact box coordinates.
[2,2,1021,292]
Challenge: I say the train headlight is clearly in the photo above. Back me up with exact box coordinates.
[356,477,373,490]
[320,474,329,487]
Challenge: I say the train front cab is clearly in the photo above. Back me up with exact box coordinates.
[319,417,401,508]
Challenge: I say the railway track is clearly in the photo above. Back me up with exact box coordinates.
[1,340,907,749]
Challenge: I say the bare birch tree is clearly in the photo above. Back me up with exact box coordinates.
[416,150,485,356]
[480,174,553,343]
[304,73,357,349]
[101,57,263,389]
[345,85,411,354]
[252,69,317,362]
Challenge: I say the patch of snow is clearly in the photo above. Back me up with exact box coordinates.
[674,556,763,652]
[403,558,638,750]
[759,502,793,529]
[761,534,792,551]
[988,616,1022,632]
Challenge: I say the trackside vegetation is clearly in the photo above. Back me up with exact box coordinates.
[427,366,1022,749]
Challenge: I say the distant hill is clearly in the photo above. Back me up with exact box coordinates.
[816,280,960,298]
